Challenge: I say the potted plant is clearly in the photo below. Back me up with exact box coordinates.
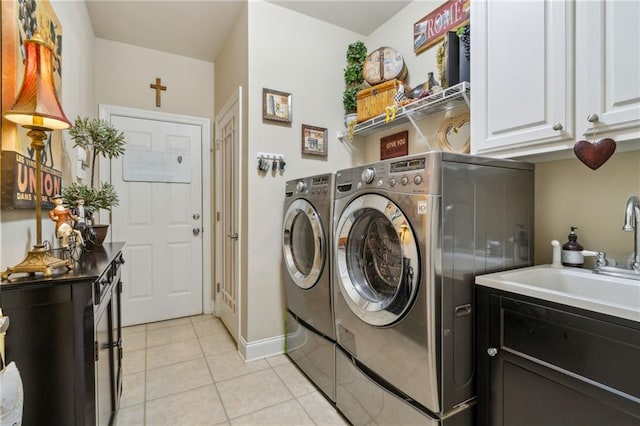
[343,40,367,128]
[62,117,126,246]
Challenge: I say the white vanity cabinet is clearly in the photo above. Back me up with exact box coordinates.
[472,0,640,159]
[575,1,640,145]
[471,0,574,158]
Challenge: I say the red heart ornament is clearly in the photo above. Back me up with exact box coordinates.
[573,138,616,170]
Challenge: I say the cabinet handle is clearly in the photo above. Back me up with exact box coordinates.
[487,347,498,357]
[552,122,563,131]
[587,113,599,123]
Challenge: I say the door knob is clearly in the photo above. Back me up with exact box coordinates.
[587,113,599,123]
[487,347,498,357]
[193,213,200,220]
[552,122,563,131]
[193,227,201,236]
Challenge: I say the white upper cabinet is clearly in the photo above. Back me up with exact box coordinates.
[575,1,640,145]
[471,0,574,158]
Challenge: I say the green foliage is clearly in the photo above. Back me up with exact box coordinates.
[61,182,120,213]
[66,117,125,219]
[68,117,126,187]
[61,182,96,212]
[343,41,367,115]
[93,182,119,211]
[343,87,359,114]
[344,63,363,86]
[346,40,367,63]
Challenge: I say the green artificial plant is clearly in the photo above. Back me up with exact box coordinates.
[64,117,126,214]
[343,41,367,114]
[68,117,126,188]
[61,181,119,214]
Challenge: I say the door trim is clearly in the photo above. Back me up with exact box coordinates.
[98,104,213,314]
[214,87,243,343]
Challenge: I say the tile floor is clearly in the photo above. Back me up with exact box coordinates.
[118,314,348,426]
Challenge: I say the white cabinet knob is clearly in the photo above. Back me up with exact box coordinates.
[587,113,599,123]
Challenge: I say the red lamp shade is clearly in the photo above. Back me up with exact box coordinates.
[3,33,71,130]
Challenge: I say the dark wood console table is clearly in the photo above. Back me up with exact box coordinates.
[0,242,125,426]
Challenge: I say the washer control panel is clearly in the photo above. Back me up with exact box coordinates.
[361,168,376,184]
[335,154,439,196]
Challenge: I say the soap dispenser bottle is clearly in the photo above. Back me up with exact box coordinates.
[562,226,584,267]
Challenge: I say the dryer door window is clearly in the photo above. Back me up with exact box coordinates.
[283,199,326,289]
[335,194,420,326]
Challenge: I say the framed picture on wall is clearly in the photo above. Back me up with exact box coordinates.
[413,0,470,54]
[380,131,409,160]
[262,88,292,123]
[301,124,328,156]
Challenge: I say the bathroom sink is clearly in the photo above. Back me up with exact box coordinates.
[476,265,640,322]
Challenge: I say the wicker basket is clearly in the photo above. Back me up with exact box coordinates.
[356,79,405,123]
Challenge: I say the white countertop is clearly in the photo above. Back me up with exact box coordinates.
[476,265,640,323]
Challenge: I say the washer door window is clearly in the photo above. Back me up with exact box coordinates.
[335,194,420,326]
[283,199,325,289]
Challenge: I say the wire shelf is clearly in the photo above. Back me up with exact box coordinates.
[338,81,470,139]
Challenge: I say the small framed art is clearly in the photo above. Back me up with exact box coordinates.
[380,131,409,160]
[262,88,292,123]
[301,124,328,156]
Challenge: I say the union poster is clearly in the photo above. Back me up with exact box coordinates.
[1,0,64,208]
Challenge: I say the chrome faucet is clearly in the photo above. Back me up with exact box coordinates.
[623,195,640,271]
[591,196,640,280]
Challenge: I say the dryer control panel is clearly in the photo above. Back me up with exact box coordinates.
[285,173,334,201]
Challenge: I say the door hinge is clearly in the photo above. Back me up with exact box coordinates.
[216,282,220,293]
[94,341,99,362]
[216,212,220,221]
[118,281,123,294]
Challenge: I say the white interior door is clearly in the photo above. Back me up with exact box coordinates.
[215,88,241,342]
[100,106,211,326]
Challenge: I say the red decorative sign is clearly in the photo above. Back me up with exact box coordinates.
[380,131,409,160]
[414,0,470,54]
[1,150,62,209]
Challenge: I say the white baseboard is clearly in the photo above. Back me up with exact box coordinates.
[238,334,285,362]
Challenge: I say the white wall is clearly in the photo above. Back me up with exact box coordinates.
[1,0,94,270]
[243,1,362,344]
[368,1,441,90]
[93,38,214,120]
[359,0,468,162]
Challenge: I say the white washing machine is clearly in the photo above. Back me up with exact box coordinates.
[282,173,336,402]
[332,153,534,424]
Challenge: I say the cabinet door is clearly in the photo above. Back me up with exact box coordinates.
[2,283,94,426]
[576,0,640,143]
[471,0,574,157]
[112,278,123,408]
[477,288,640,426]
[95,298,114,426]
